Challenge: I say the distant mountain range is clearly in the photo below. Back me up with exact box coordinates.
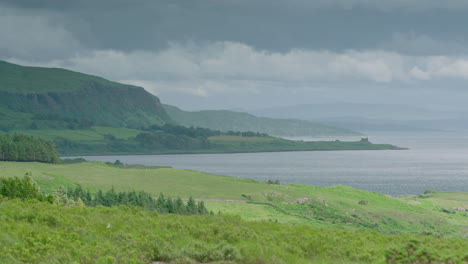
[251,103,468,133]
[163,104,361,137]
[252,102,466,120]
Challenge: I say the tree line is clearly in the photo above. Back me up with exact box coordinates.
[0,174,210,216]
[65,185,210,215]
[0,133,60,163]
[147,124,269,139]
[131,123,270,151]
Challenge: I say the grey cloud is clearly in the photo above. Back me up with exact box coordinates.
[6,0,468,11]
[380,33,468,56]
[0,5,82,61]
[12,42,468,97]
[3,0,468,111]
[297,0,468,11]
[2,0,468,56]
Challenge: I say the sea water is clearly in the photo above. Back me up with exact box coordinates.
[70,132,468,196]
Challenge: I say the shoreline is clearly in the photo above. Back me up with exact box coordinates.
[61,146,408,157]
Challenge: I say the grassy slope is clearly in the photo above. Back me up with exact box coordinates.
[1,162,466,238]
[0,60,125,93]
[164,104,361,137]
[2,200,468,264]
[0,60,171,129]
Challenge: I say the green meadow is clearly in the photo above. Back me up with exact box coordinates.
[2,199,468,264]
[1,161,466,238]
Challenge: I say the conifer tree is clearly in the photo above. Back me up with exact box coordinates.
[174,198,185,214]
[186,197,197,215]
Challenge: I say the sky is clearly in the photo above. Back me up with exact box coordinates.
[1,0,468,111]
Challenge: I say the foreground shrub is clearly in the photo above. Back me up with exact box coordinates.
[0,199,467,264]
[0,173,53,203]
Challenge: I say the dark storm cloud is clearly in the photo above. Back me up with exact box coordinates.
[2,0,468,111]
[2,0,468,55]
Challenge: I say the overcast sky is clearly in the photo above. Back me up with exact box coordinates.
[2,0,468,111]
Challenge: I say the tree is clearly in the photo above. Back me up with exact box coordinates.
[197,201,209,215]
[186,197,197,215]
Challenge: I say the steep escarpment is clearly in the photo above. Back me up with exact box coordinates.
[0,61,171,130]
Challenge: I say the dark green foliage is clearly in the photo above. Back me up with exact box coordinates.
[385,240,466,264]
[60,158,87,164]
[0,133,60,163]
[133,124,269,152]
[225,130,269,137]
[65,186,210,215]
[0,173,53,203]
[148,123,223,138]
[32,114,95,130]
[135,132,208,150]
[131,124,268,152]
[148,123,268,138]
[266,179,281,185]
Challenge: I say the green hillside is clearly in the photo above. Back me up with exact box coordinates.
[163,104,361,137]
[2,199,468,264]
[2,161,468,263]
[0,60,171,130]
[0,61,124,93]
[1,161,466,238]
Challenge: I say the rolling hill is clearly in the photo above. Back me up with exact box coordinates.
[163,104,361,137]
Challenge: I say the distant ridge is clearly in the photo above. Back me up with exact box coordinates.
[163,104,361,137]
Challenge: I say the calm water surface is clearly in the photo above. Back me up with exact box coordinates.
[71,132,468,196]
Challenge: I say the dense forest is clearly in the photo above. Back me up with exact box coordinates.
[0,134,59,163]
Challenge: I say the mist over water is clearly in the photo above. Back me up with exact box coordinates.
[72,132,468,196]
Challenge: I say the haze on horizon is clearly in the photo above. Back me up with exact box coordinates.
[1,0,468,119]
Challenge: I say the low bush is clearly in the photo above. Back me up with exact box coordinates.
[1,199,467,263]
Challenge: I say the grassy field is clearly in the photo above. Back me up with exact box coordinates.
[1,161,466,238]
[2,199,468,264]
